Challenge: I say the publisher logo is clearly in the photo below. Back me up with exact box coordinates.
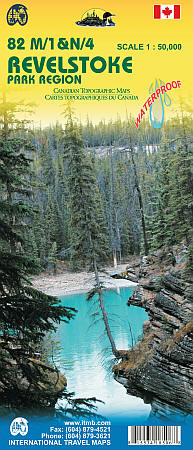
[10,418,28,436]
[7,4,28,26]
[76,8,116,27]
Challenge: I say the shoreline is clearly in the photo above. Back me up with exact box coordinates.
[31,264,137,297]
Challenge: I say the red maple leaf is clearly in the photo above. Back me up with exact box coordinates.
[162,7,172,18]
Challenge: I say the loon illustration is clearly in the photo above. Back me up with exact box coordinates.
[76,9,116,27]
[103,11,115,25]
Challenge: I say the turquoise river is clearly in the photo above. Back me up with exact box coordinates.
[54,287,150,420]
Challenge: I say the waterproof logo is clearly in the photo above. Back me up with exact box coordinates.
[10,418,28,436]
[149,79,171,128]
[7,5,28,26]
[76,8,116,27]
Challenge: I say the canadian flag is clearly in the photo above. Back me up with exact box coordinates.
[154,5,181,19]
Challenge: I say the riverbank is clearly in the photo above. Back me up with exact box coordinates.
[31,264,137,296]
[113,244,193,418]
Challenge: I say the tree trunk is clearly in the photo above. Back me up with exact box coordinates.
[93,259,120,358]
[88,231,119,358]
[130,148,149,256]
[109,148,121,264]
[113,249,117,268]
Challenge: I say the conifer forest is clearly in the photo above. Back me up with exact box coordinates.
[0,94,193,411]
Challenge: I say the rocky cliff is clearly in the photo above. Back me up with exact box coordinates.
[113,246,193,419]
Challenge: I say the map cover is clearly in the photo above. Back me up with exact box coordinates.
[0,1,193,449]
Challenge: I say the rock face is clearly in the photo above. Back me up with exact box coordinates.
[113,248,193,418]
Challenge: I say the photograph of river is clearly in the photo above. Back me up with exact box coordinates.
[54,287,149,419]
[0,1,192,447]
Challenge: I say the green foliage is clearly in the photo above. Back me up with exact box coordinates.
[184,238,193,277]
[63,109,109,270]
[0,128,76,339]
[48,241,58,274]
[148,120,193,250]
[57,393,104,419]
[1,95,193,406]
[0,95,76,407]
[2,100,192,267]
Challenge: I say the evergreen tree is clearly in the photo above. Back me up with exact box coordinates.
[63,109,119,358]
[55,148,69,250]
[149,136,174,248]
[48,241,58,274]
[169,137,193,243]
[63,109,109,270]
[184,236,193,278]
[129,146,149,255]
[0,95,76,406]
[149,122,193,250]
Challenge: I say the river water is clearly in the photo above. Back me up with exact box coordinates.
[54,287,151,419]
